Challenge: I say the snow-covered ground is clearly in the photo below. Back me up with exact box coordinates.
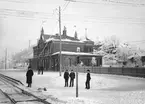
[0,69,145,104]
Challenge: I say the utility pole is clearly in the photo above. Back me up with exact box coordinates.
[76,46,80,97]
[5,48,7,70]
[59,6,62,76]
[76,63,78,97]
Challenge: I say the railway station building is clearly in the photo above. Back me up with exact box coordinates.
[29,27,102,71]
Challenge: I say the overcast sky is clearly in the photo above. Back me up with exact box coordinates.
[0,0,145,59]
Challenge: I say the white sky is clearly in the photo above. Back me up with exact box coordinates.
[0,0,145,58]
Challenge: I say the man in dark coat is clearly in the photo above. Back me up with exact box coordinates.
[26,66,34,87]
[40,66,44,75]
[38,66,40,75]
[85,69,91,89]
[64,70,69,87]
[69,70,75,87]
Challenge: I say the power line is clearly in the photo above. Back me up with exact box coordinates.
[0,8,56,20]
[65,0,145,7]
[1,0,145,7]
[1,7,145,22]
[0,8,53,16]
[1,7,145,25]
[0,0,30,3]
[62,18,145,25]
[62,1,71,11]
[102,0,145,6]
[0,14,56,21]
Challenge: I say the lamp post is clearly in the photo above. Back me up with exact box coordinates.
[59,6,62,76]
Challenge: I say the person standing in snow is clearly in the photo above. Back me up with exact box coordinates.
[69,70,75,87]
[64,70,69,87]
[38,65,40,75]
[40,66,44,75]
[26,66,34,87]
[85,69,91,89]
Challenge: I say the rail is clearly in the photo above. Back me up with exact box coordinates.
[0,73,24,85]
[0,73,52,104]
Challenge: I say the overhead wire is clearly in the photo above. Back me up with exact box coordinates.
[0,0,30,3]
[0,1,145,29]
[65,0,145,7]
[62,1,71,11]
[0,8,56,20]
[0,1,145,24]
[0,10,145,25]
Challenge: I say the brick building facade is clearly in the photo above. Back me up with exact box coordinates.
[29,27,102,71]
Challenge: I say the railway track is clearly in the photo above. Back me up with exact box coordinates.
[0,73,51,104]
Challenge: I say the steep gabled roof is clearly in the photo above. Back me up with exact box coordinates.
[43,34,79,41]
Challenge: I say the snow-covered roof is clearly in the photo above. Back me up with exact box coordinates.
[52,51,102,57]
[45,38,84,43]
[45,38,56,42]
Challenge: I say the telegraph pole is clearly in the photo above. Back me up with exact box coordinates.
[59,6,62,76]
[5,48,7,70]
[76,46,80,97]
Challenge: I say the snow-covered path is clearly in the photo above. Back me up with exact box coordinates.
[0,69,145,104]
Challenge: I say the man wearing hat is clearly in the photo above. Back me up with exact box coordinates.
[85,69,91,89]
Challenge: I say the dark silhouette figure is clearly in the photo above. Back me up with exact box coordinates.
[38,66,44,75]
[40,66,44,75]
[26,66,34,87]
[64,70,69,87]
[69,70,75,87]
[85,70,91,89]
[38,66,40,75]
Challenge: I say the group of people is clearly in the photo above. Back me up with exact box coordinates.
[63,69,91,89]
[64,70,75,87]
[26,66,91,89]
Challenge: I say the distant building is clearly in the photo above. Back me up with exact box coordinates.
[29,26,102,71]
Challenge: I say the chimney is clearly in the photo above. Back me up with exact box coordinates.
[74,31,78,39]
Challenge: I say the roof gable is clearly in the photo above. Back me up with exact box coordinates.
[43,34,79,41]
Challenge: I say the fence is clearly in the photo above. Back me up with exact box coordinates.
[62,66,145,78]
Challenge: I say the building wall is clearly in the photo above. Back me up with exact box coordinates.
[52,41,86,53]
[31,38,102,71]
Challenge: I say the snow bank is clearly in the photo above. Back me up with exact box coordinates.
[1,71,145,104]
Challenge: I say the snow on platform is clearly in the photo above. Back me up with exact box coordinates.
[0,69,145,104]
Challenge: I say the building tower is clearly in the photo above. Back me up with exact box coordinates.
[74,31,78,39]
